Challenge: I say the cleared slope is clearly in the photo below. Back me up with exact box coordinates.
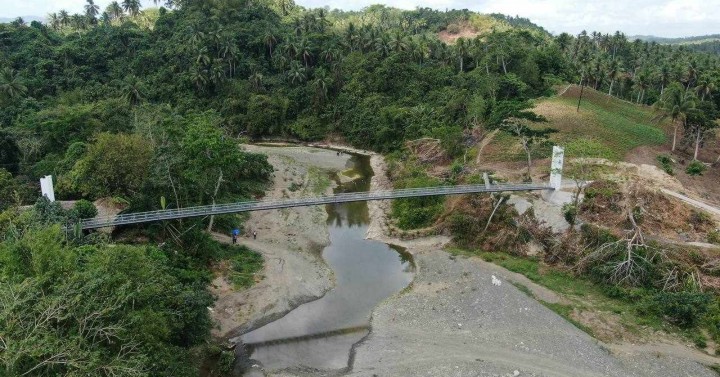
[536,85,668,160]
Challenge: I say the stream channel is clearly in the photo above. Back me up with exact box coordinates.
[240,152,414,372]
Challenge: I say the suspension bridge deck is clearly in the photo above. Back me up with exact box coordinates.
[78,183,551,230]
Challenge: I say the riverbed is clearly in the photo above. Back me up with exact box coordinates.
[235,150,413,373]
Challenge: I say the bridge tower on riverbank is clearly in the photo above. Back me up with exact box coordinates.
[549,146,565,190]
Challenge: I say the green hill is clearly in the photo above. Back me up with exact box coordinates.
[482,85,669,163]
[536,85,668,160]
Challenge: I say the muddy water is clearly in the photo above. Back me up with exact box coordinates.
[240,154,414,372]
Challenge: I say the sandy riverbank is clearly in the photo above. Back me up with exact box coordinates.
[353,153,717,376]
[210,145,352,340]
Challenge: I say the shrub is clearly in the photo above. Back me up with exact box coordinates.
[228,248,263,289]
[562,203,577,225]
[71,199,98,219]
[709,230,720,245]
[656,154,674,175]
[685,160,706,176]
[446,23,461,34]
[689,210,712,227]
[652,291,712,328]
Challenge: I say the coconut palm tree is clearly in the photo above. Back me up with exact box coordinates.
[59,10,70,27]
[297,38,312,68]
[70,14,87,31]
[263,31,277,58]
[695,76,716,102]
[374,33,391,57]
[122,0,141,17]
[456,38,468,72]
[85,0,100,20]
[106,2,124,20]
[607,59,621,97]
[249,72,263,92]
[658,65,671,96]
[47,13,60,30]
[312,68,330,108]
[0,68,28,102]
[390,31,407,53]
[101,12,111,26]
[287,61,306,84]
[655,84,696,151]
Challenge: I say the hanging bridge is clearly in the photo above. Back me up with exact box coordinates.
[77,183,552,230]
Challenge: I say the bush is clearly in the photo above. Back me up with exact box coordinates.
[685,160,706,176]
[562,203,577,225]
[71,199,97,219]
[228,247,263,289]
[652,291,712,328]
[709,230,720,245]
[656,154,674,175]
[446,23,461,34]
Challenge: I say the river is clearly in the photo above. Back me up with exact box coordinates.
[240,153,414,372]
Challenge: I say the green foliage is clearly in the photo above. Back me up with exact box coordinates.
[0,168,20,211]
[226,246,264,289]
[32,196,68,225]
[562,203,577,225]
[71,132,153,199]
[391,174,444,230]
[651,292,712,328]
[71,199,98,219]
[656,154,674,175]
[685,160,706,176]
[245,94,289,136]
[709,230,720,245]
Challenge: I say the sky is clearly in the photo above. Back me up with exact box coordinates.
[1,0,719,38]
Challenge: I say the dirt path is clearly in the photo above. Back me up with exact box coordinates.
[661,188,720,221]
[475,129,500,165]
[210,145,352,340]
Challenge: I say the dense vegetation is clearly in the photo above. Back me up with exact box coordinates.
[1,0,720,375]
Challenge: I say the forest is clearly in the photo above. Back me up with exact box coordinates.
[1,0,720,375]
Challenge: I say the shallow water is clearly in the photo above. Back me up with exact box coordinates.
[240,154,413,372]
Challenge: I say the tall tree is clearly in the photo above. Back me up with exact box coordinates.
[655,84,696,152]
[84,0,100,21]
[0,68,27,103]
[106,1,124,20]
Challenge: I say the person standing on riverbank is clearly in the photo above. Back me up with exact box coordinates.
[253,230,257,239]
[232,228,239,244]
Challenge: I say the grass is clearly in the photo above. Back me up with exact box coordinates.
[224,245,263,289]
[307,167,332,194]
[532,86,667,161]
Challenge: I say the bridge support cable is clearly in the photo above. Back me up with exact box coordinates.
[78,183,551,230]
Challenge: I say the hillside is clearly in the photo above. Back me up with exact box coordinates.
[536,85,667,160]
[632,34,720,45]
[480,85,668,164]
[0,16,44,24]
[480,84,720,204]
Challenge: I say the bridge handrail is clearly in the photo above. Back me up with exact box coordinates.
[78,183,550,229]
